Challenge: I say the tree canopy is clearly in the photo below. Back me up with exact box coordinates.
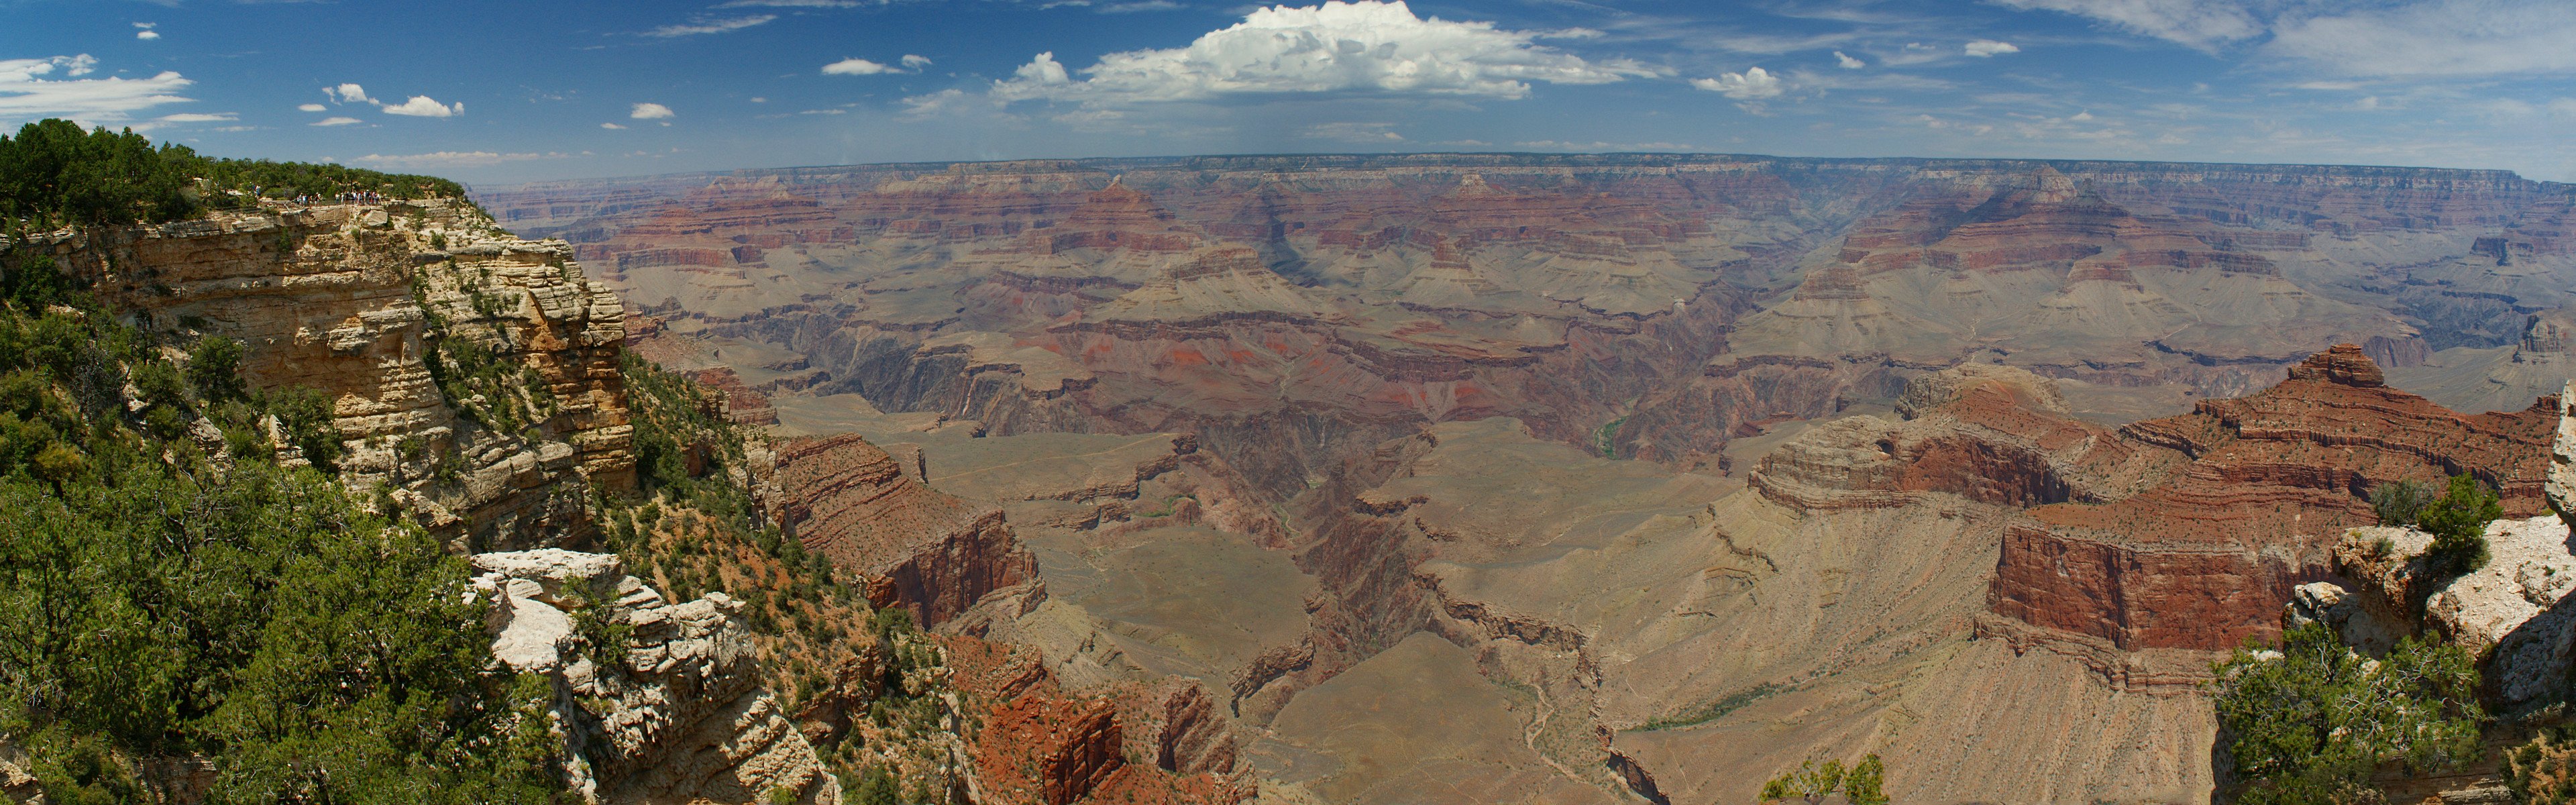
[0,119,468,231]
[2209,623,2483,804]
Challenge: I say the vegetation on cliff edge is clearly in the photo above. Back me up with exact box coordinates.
[2209,623,2483,804]
[1,118,468,232]
[0,256,564,803]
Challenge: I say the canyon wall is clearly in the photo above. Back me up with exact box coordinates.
[13,199,634,548]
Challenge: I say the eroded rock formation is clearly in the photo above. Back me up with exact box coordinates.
[1992,345,2558,652]
[472,549,839,804]
[767,433,1041,627]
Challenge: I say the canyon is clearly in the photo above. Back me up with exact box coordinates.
[9,148,2565,803]
[463,153,2576,802]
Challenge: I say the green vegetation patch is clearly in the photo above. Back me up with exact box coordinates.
[0,253,565,804]
[1636,682,1787,731]
[1,118,468,232]
[2208,623,2483,804]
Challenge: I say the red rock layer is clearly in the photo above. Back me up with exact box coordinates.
[940,637,1254,805]
[686,367,777,425]
[1990,345,2559,651]
[767,433,1038,626]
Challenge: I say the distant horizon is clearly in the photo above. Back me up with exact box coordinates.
[462,148,2570,192]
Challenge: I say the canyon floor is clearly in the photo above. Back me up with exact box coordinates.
[479,154,2576,804]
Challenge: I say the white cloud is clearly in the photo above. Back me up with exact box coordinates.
[325,83,372,104]
[311,116,362,126]
[601,121,627,129]
[381,95,463,117]
[822,58,896,75]
[630,102,675,119]
[1691,66,1784,99]
[645,15,775,37]
[1834,51,1866,69]
[1990,0,2262,52]
[1098,0,1182,11]
[156,112,233,123]
[356,151,568,169]
[298,103,327,112]
[901,54,932,70]
[2267,0,2576,77]
[1964,40,2021,57]
[137,31,161,41]
[989,0,1656,105]
[0,57,193,123]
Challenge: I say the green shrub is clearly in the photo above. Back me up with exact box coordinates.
[2209,623,2483,804]
[185,335,246,404]
[2370,478,2434,527]
[2418,473,2502,578]
[1760,755,1886,805]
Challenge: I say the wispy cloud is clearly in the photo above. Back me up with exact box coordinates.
[0,56,193,123]
[645,15,777,38]
[1301,121,1405,142]
[1990,0,2260,52]
[356,151,570,169]
[2267,1,2576,77]
[311,116,362,126]
[133,22,160,41]
[631,102,675,119]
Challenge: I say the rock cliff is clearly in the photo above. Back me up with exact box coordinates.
[1992,345,2558,652]
[15,199,634,548]
[767,433,1042,627]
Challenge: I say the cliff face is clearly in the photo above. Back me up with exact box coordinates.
[1991,345,2559,652]
[18,199,634,547]
[767,433,1040,627]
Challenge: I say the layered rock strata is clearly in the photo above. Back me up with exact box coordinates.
[17,199,634,547]
[767,433,1041,626]
[1992,345,2559,652]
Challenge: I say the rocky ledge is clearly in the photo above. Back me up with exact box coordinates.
[471,548,839,804]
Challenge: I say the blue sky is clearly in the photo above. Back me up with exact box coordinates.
[3,0,2571,184]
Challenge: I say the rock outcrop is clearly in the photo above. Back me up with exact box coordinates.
[767,433,1040,626]
[471,549,839,804]
[1992,345,2560,651]
[19,199,634,549]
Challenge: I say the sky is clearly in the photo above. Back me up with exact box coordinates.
[2,0,2572,186]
